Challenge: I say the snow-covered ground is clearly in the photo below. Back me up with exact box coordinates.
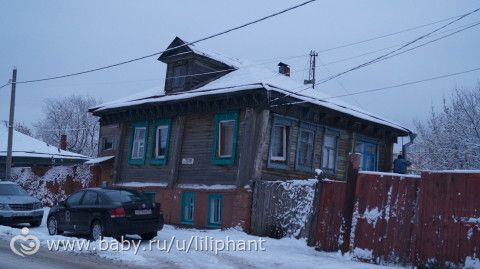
[0,208,401,269]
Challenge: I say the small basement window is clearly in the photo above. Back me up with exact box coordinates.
[181,192,195,225]
[207,194,223,228]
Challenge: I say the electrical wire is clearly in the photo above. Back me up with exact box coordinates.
[0,81,11,89]
[269,7,480,105]
[14,0,316,84]
[315,13,472,54]
[270,66,480,107]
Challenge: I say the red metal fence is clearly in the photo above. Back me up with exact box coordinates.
[312,180,346,251]
[310,169,480,268]
[415,171,480,268]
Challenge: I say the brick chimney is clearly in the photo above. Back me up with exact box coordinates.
[278,62,290,76]
[59,134,67,150]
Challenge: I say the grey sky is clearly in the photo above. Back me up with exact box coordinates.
[1,0,479,138]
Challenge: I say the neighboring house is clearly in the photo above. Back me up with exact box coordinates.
[0,124,89,178]
[89,37,413,230]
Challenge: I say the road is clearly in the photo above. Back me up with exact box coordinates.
[0,238,146,269]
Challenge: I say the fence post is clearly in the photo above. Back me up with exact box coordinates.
[340,153,361,254]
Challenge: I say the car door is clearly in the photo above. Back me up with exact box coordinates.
[63,191,85,231]
[77,191,98,232]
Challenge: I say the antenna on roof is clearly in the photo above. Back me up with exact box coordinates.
[304,50,318,88]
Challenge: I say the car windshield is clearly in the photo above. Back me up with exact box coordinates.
[104,189,147,203]
[0,184,29,196]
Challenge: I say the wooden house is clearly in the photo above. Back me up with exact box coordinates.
[89,37,413,230]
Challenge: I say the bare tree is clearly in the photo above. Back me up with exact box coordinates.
[33,94,101,157]
[411,84,480,170]
[14,122,33,136]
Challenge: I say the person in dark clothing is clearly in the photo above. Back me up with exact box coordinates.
[393,154,411,174]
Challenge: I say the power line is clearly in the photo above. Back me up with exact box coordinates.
[316,13,467,54]
[14,0,316,85]
[19,18,478,90]
[315,7,480,87]
[271,66,480,107]
[316,56,364,108]
[320,19,480,67]
[0,81,10,89]
[269,7,480,105]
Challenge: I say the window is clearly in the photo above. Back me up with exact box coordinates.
[129,122,148,165]
[81,191,98,205]
[355,139,379,171]
[207,194,223,228]
[218,120,235,157]
[151,119,171,165]
[321,132,339,174]
[66,191,84,206]
[271,125,288,161]
[296,128,315,171]
[101,136,114,151]
[181,192,195,225]
[172,65,187,88]
[212,112,238,165]
[268,116,294,169]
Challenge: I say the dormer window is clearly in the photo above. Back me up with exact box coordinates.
[172,64,187,89]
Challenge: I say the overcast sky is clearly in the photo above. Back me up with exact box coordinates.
[1,0,479,140]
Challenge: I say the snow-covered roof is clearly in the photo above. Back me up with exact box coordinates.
[0,125,89,161]
[91,41,412,134]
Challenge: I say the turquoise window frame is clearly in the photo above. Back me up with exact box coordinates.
[207,194,223,228]
[211,112,239,165]
[150,119,172,166]
[268,115,295,170]
[180,192,195,225]
[128,121,148,165]
[355,136,379,171]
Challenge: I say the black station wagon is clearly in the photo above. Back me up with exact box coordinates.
[47,188,164,240]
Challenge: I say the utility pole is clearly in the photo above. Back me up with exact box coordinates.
[5,68,17,180]
[304,50,318,88]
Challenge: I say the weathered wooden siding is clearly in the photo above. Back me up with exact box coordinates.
[259,114,356,182]
[114,110,251,185]
[176,111,246,185]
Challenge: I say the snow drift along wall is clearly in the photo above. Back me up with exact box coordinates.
[10,165,97,206]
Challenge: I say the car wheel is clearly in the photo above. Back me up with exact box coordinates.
[47,216,63,235]
[91,221,104,241]
[140,231,157,240]
[30,220,42,227]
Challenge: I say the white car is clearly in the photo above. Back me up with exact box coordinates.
[0,181,44,227]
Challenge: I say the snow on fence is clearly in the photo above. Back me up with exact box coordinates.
[250,179,317,239]
[10,165,97,206]
[349,172,420,266]
[311,169,480,268]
